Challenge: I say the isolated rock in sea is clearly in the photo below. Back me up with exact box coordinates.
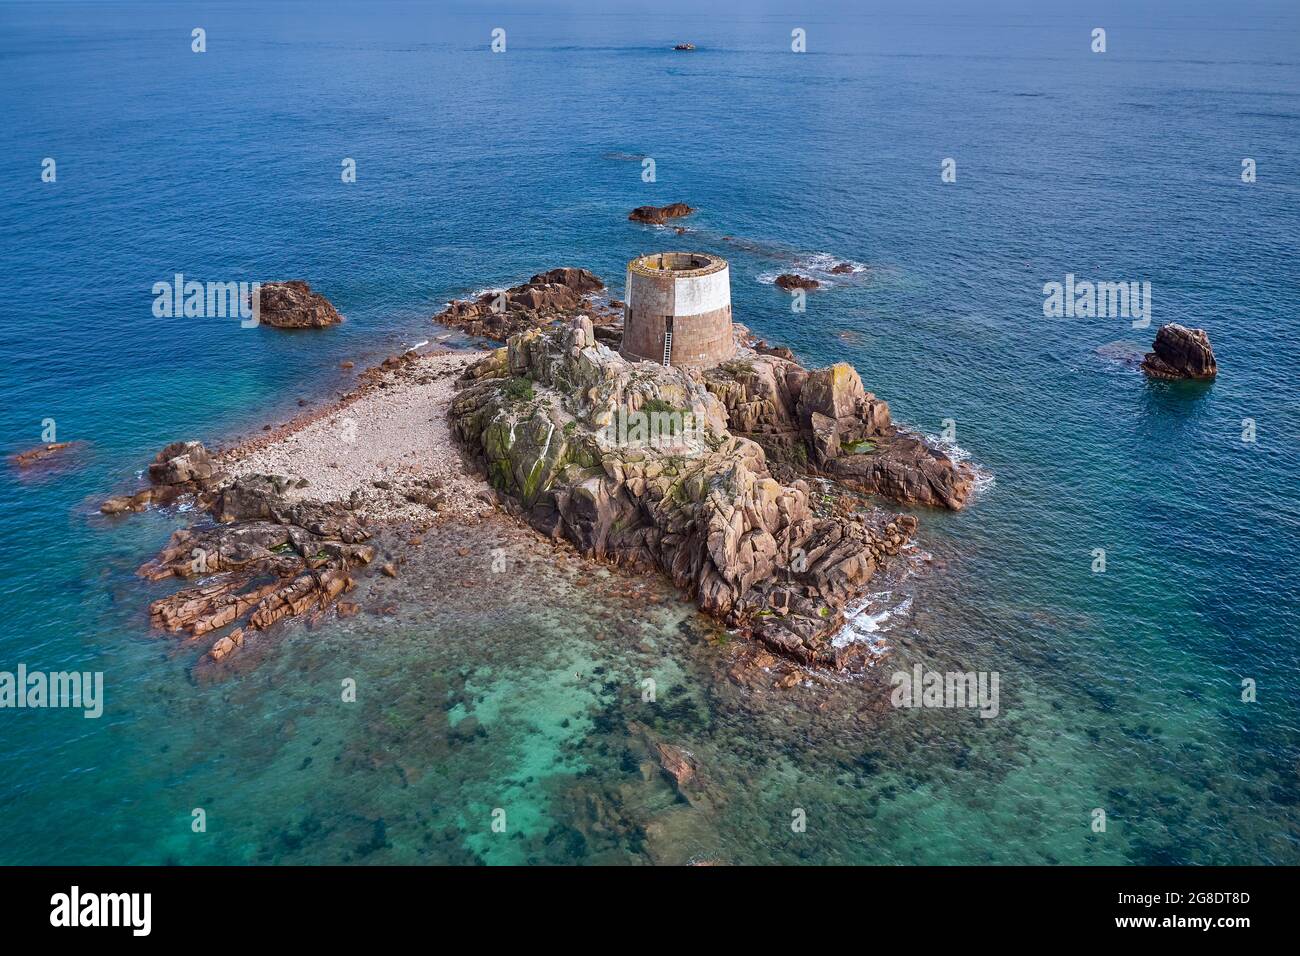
[256,281,343,328]
[673,43,695,51]
[8,441,83,474]
[432,267,616,342]
[829,262,855,274]
[628,203,694,225]
[451,316,929,669]
[1140,323,1217,380]
[775,274,819,291]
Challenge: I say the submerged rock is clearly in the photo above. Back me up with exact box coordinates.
[255,281,343,329]
[8,441,85,476]
[1140,323,1217,380]
[10,441,73,467]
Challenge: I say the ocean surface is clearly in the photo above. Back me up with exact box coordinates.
[2,0,1298,864]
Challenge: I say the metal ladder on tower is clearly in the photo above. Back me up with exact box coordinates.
[662,329,673,366]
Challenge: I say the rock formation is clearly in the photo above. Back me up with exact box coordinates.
[101,441,224,513]
[775,274,819,291]
[139,474,375,657]
[8,441,83,474]
[702,355,971,510]
[451,317,946,670]
[105,439,379,663]
[1140,323,1218,379]
[628,203,694,225]
[432,267,617,342]
[673,43,695,51]
[148,439,215,485]
[255,281,343,328]
[106,264,977,677]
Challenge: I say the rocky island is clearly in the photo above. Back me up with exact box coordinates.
[256,280,344,328]
[103,255,973,679]
[628,203,695,225]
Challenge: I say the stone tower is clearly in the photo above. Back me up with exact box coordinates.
[621,252,734,368]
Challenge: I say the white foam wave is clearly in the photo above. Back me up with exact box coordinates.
[799,252,867,275]
[756,253,868,289]
[835,592,913,650]
[922,430,995,498]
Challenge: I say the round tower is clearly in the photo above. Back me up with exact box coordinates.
[621,252,734,368]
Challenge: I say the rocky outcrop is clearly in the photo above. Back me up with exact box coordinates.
[140,474,376,653]
[1141,324,1218,380]
[775,274,819,291]
[703,358,971,510]
[673,43,696,51]
[101,440,225,514]
[148,440,215,485]
[432,268,616,342]
[255,281,343,328]
[628,203,694,225]
[105,448,385,660]
[451,317,922,670]
[528,267,604,293]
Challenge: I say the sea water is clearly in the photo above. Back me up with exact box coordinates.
[1,0,1297,864]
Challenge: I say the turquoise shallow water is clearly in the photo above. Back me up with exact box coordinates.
[1,1,1298,864]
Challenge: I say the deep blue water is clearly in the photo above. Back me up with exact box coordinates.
[1,1,1298,864]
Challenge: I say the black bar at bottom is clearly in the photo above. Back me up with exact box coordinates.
[0,865,1281,939]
